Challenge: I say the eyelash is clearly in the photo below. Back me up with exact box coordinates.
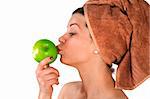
[69,32,76,36]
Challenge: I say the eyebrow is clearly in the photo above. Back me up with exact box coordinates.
[67,22,88,29]
[67,23,80,28]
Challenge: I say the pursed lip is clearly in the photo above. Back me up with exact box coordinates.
[56,45,63,54]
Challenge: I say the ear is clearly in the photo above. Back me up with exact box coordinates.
[90,41,99,54]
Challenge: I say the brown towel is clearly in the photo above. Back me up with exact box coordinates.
[84,0,150,90]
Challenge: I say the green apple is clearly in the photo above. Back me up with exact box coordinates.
[32,39,58,64]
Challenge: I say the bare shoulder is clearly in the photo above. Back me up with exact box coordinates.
[63,81,82,89]
[58,81,86,99]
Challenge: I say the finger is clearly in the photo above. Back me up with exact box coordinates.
[49,67,60,76]
[44,65,49,69]
[42,67,60,76]
[47,79,59,85]
[43,73,59,81]
[37,57,52,71]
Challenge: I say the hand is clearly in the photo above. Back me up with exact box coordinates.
[36,57,60,95]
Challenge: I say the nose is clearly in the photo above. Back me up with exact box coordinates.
[58,34,68,43]
[59,36,65,43]
[58,34,66,50]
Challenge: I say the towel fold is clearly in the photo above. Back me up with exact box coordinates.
[84,0,150,90]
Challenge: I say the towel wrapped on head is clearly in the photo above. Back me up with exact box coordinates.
[84,0,150,90]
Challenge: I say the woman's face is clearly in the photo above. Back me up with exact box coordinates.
[58,13,95,66]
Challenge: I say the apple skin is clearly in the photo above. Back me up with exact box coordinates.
[32,39,58,64]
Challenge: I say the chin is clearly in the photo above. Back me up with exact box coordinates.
[60,57,69,64]
[60,57,76,67]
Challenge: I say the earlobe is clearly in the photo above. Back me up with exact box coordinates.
[93,50,99,54]
[90,42,99,55]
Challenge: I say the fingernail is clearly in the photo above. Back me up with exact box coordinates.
[57,82,59,85]
[44,65,49,69]
[50,57,53,60]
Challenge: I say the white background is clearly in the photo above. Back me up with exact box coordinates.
[0,0,149,99]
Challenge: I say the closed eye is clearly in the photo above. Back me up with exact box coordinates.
[69,32,76,36]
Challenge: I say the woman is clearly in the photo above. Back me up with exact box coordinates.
[36,0,150,98]
[36,7,128,99]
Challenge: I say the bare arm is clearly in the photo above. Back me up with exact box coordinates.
[39,91,52,99]
[58,85,67,99]
[36,57,59,99]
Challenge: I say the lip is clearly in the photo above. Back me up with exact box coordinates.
[58,50,63,55]
[57,45,63,54]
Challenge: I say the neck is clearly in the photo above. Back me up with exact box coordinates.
[76,55,115,98]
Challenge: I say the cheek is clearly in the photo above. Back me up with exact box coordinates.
[61,51,90,66]
[67,40,87,55]
[64,41,90,62]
